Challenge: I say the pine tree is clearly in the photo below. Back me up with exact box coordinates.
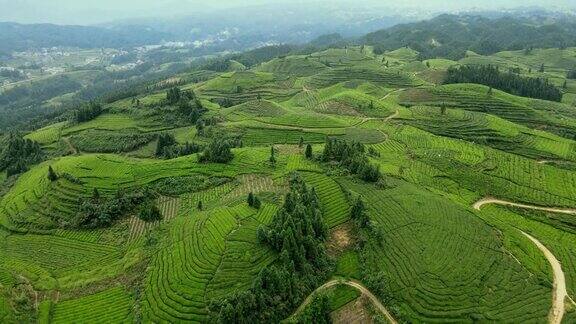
[247,192,255,207]
[253,196,261,209]
[47,166,58,181]
[197,200,203,210]
[305,144,313,159]
[269,146,276,164]
[139,203,163,223]
[351,197,370,228]
[92,188,100,201]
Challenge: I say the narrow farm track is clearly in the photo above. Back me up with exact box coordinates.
[293,279,397,324]
[62,137,78,154]
[521,231,567,324]
[380,88,405,101]
[473,199,575,324]
[473,198,576,215]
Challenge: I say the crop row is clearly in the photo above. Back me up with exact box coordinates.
[341,178,551,322]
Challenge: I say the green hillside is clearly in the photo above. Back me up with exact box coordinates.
[1,44,575,323]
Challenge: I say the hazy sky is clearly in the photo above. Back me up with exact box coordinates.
[0,0,573,25]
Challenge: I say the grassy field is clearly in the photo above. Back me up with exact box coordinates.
[2,44,576,323]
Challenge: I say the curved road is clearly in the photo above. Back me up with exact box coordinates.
[293,279,397,324]
[473,198,576,215]
[520,231,567,324]
[474,198,574,324]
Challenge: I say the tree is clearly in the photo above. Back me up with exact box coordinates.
[139,203,163,223]
[247,192,255,207]
[155,133,176,157]
[563,80,568,89]
[47,166,58,181]
[487,87,493,96]
[269,146,276,164]
[298,136,304,148]
[166,87,181,105]
[253,196,261,209]
[539,63,545,73]
[199,139,234,163]
[73,102,103,123]
[197,200,203,210]
[305,144,313,159]
[92,188,100,201]
[351,197,370,228]
[426,61,431,68]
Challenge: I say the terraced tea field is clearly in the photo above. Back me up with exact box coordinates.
[1,44,576,323]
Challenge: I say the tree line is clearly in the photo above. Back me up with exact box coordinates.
[155,133,202,159]
[73,102,103,123]
[445,65,562,102]
[0,134,43,176]
[212,173,330,323]
[75,187,159,228]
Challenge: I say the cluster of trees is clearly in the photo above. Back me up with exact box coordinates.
[73,102,103,123]
[0,75,82,108]
[322,138,382,182]
[166,87,207,123]
[155,133,202,159]
[445,65,562,102]
[75,187,156,228]
[213,173,330,322]
[0,134,43,176]
[138,201,163,223]
[247,192,262,209]
[198,138,235,163]
[295,295,331,324]
[351,197,370,229]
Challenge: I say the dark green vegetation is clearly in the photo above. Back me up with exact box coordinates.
[0,134,43,176]
[446,65,563,102]
[215,174,329,323]
[364,14,576,59]
[1,25,576,324]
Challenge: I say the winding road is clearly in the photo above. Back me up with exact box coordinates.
[473,198,575,324]
[473,198,576,215]
[293,279,397,324]
[520,231,567,324]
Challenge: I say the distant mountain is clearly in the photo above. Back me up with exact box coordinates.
[0,22,169,52]
[361,14,576,59]
[104,3,414,50]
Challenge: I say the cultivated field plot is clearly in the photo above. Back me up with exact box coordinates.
[341,179,551,322]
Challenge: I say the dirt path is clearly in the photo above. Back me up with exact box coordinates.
[293,279,397,324]
[521,231,567,324]
[473,198,573,324]
[63,137,78,155]
[384,110,400,122]
[380,88,405,101]
[473,198,576,215]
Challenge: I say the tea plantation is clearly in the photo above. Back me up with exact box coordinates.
[1,45,575,323]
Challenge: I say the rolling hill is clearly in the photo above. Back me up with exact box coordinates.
[0,41,575,323]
